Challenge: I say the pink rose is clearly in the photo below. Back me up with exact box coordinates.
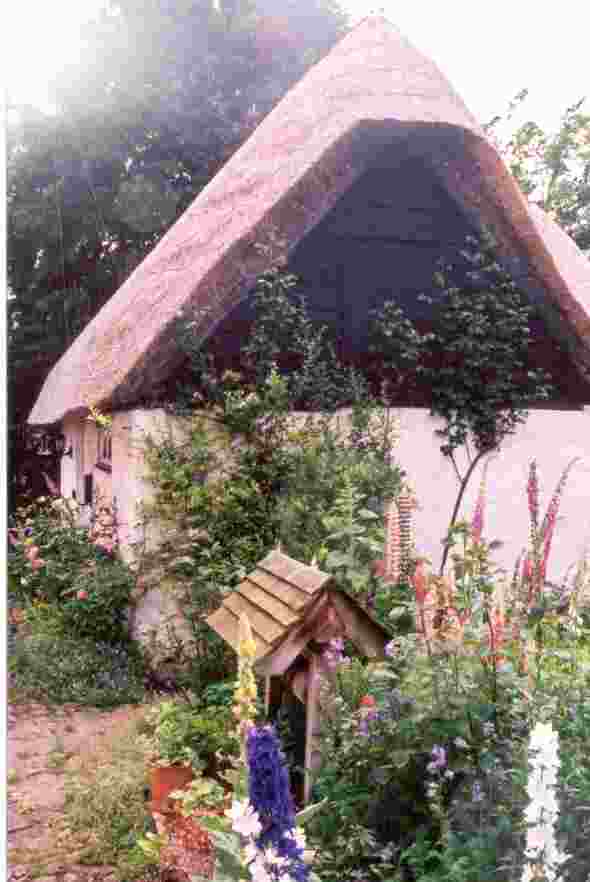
[26,545,40,561]
[76,589,89,601]
[30,558,45,571]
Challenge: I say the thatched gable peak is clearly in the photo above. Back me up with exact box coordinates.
[29,16,590,425]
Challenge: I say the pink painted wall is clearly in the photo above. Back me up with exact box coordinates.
[60,416,112,514]
[394,407,590,580]
[61,405,590,582]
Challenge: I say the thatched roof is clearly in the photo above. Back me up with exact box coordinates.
[29,16,590,425]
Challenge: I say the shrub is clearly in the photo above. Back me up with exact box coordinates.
[8,497,136,645]
[9,634,146,708]
[201,678,236,708]
[63,559,135,643]
[8,497,100,605]
[191,706,240,773]
[306,616,532,881]
[147,700,240,772]
[140,270,403,687]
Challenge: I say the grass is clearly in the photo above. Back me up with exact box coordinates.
[9,709,155,880]
[58,710,153,876]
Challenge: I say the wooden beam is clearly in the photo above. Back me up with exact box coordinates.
[329,591,386,658]
[264,676,271,716]
[311,600,345,643]
[304,654,320,805]
[255,594,329,677]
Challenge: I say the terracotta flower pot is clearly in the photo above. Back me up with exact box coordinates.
[150,764,194,806]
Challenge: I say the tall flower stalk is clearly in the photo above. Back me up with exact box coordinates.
[526,460,542,603]
[232,613,259,798]
[539,458,579,580]
[471,456,493,545]
[246,725,309,882]
[523,458,579,604]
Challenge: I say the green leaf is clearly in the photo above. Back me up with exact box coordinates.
[357,508,379,520]
[528,606,545,625]
[197,814,231,833]
[390,749,412,768]
[204,829,246,881]
[295,798,329,826]
[325,550,355,569]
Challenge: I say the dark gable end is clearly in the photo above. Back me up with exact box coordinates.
[29,16,590,425]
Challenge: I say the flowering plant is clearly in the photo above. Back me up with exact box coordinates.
[193,615,326,881]
[245,725,309,882]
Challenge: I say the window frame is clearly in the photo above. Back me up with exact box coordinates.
[96,428,112,473]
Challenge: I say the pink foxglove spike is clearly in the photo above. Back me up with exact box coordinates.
[384,499,401,583]
[398,485,417,580]
[471,456,492,544]
[540,458,580,574]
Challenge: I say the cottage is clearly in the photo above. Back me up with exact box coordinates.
[206,549,389,802]
[29,16,590,578]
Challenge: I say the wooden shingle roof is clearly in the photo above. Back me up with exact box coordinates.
[206,550,332,662]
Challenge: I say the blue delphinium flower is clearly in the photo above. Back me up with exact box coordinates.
[247,724,309,881]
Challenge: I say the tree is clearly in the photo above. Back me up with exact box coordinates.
[7,0,347,507]
[485,90,590,254]
[370,231,554,572]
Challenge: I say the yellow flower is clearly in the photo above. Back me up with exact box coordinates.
[238,614,256,655]
[240,638,257,659]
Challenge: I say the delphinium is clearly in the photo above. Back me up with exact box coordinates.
[216,614,308,882]
[246,725,309,882]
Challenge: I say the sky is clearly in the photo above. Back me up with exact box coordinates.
[3,0,590,134]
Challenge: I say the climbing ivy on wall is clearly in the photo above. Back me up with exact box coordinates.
[140,271,403,683]
[141,228,555,665]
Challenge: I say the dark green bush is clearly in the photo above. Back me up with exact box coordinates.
[9,635,146,708]
[61,560,135,643]
[200,678,236,708]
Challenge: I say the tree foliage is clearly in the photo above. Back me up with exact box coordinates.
[370,231,554,568]
[485,90,590,254]
[7,0,346,508]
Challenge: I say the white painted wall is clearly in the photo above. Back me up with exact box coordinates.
[60,415,81,501]
[62,404,590,582]
[111,408,193,563]
[60,415,112,525]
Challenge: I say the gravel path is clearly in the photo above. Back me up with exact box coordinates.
[7,699,145,882]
